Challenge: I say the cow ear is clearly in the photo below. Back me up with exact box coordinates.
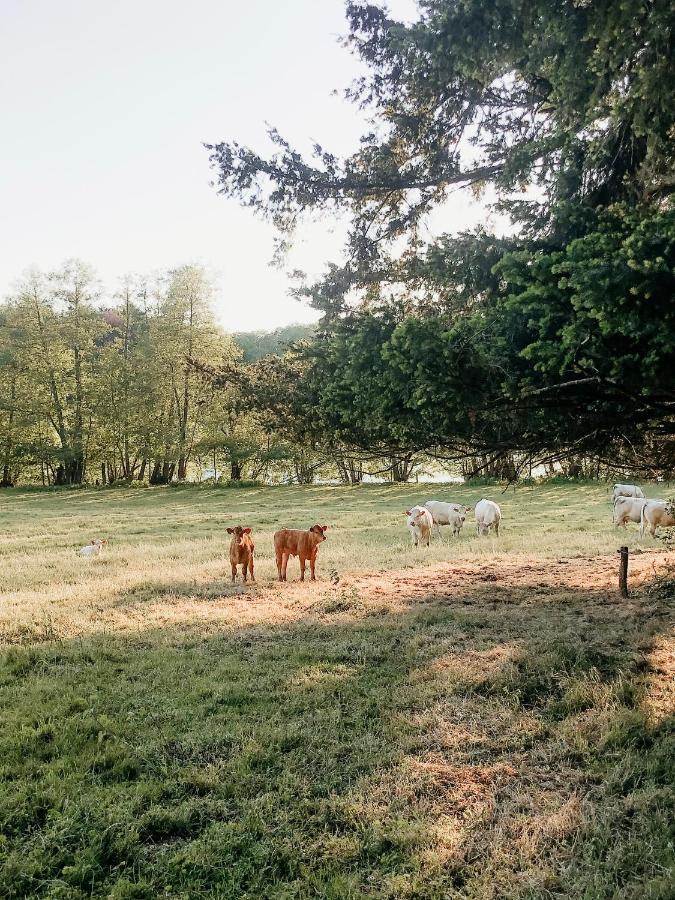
[321,525,328,531]
[226,527,233,534]
[243,527,251,534]
[404,510,411,516]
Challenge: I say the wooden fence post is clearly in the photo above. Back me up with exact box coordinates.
[618,546,629,597]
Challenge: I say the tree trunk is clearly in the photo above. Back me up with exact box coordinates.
[138,459,147,482]
[230,459,242,481]
[390,455,414,482]
[72,344,84,483]
[150,460,175,485]
[1,375,17,486]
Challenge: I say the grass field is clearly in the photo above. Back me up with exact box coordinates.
[0,482,673,898]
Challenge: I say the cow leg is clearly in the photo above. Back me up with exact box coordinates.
[231,563,237,583]
[299,556,306,581]
[310,555,316,581]
[249,556,255,582]
[434,521,441,540]
[276,550,283,581]
[282,552,289,581]
[494,521,499,537]
[242,560,248,583]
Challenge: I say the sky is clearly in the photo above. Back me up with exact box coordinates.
[1,0,493,331]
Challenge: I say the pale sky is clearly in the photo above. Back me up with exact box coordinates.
[1,0,493,331]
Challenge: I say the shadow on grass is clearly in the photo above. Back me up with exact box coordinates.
[109,578,258,606]
[0,578,673,899]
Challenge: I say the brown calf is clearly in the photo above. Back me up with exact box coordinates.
[227,526,255,583]
[274,525,328,582]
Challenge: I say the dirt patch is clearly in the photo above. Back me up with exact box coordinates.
[336,547,673,610]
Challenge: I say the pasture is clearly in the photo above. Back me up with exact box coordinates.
[0,482,673,898]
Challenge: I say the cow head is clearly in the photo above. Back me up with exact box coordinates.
[405,508,426,527]
[227,526,251,545]
[309,525,328,542]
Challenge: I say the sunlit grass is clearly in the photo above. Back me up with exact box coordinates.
[0,482,672,898]
[0,481,669,643]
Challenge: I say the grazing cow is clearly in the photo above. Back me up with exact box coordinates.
[405,506,434,547]
[613,496,647,529]
[274,525,328,582]
[424,500,472,539]
[640,500,675,538]
[78,538,108,557]
[227,525,255,583]
[475,499,501,536]
[613,483,645,501]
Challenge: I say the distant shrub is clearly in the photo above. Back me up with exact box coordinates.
[218,479,263,489]
[461,476,504,487]
[168,478,262,489]
[537,475,602,485]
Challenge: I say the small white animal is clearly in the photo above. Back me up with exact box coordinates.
[79,538,108,557]
[404,506,434,547]
[475,498,501,536]
[613,483,645,501]
[424,500,472,539]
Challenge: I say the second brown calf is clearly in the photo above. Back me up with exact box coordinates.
[227,526,255,583]
[274,525,328,582]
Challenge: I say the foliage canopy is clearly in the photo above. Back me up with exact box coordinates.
[206,0,675,473]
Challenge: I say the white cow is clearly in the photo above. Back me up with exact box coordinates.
[405,505,434,547]
[79,538,108,557]
[640,500,675,538]
[475,498,501,536]
[613,483,645,501]
[424,500,472,539]
[613,496,647,529]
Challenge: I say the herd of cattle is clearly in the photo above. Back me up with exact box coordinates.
[222,501,503,584]
[76,484,673,584]
[612,482,675,536]
[404,498,500,546]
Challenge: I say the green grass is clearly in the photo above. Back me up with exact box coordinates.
[0,482,673,898]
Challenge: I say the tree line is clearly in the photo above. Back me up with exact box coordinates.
[0,263,462,486]
[0,262,230,485]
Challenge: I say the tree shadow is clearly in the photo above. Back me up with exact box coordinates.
[0,577,672,898]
